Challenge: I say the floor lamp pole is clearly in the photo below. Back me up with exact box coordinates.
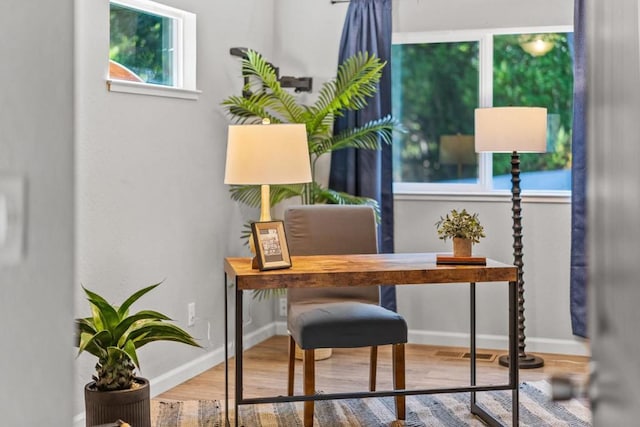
[498,151,545,369]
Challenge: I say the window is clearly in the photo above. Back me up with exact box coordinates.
[108,0,199,99]
[392,28,574,193]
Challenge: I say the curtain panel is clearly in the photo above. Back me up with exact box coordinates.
[570,0,588,338]
[329,0,396,310]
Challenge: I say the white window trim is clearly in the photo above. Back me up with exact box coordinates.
[394,190,572,205]
[392,25,573,197]
[107,79,201,100]
[107,0,200,100]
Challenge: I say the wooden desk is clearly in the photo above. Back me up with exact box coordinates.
[224,253,519,426]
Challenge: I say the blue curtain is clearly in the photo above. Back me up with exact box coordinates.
[329,0,396,310]
[570,0,587,338]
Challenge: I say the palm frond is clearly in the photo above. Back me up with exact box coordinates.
[240,221,253,247]
[251,288,286,301]
[311,115,399,156]
[229,184,306,209]
[332,115,400,152]
[228,185,262,208]
[307,52,385,133]
[221,93,283,124]
[240,50,307,123]
[270,184,306,205]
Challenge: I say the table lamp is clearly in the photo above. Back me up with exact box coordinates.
[224,122,312,222]
[475,106,547,369]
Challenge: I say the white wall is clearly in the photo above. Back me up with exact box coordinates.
[72,0,580,421]
[273,0,584,355]
[73,0,279,419]
[0,0,583,425]
[395,196,578,354]
[0,1,75,425]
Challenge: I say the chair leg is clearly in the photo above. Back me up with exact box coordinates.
[287,335,296,396]
[369,346,378,391]
[393,343,406,421]
[303,349,315,427]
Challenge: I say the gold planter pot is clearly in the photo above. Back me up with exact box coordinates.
[294,343,332,361]
[453,237,472,257]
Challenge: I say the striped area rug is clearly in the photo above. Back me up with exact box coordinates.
[151,381,591,426]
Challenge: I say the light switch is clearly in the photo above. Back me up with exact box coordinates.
[0,175,25,265]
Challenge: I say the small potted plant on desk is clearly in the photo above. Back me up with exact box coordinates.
[435,208,486,261]
[75,282,201,427]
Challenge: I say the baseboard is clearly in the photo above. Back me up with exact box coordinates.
[275,320,288,335]
[408,329,590,357]
[72,322,278,427]
[277,321,588,356]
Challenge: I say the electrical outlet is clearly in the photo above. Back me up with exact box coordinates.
[188,302,196,326]
[279,297,287,317]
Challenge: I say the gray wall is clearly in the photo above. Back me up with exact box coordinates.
[68,0,579,423]
[73,0,278,419]
[0,0,583,425]
[273,0,582,355]
[0,1,75,425]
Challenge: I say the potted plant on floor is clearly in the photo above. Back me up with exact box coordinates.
[75,282,201,427]
[435,208,486,257]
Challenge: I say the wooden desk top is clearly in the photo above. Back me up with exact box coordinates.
[224,253,517,290]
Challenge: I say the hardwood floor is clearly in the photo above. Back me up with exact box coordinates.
[159,335,589,401]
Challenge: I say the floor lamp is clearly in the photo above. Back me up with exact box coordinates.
[475,107,547,369]
[224,122,312,267]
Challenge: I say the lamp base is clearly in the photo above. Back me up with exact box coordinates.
[498,353,544,369]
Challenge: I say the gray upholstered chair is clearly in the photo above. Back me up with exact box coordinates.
[283,204,407,427]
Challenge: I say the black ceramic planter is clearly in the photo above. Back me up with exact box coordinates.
[84,377,151,427]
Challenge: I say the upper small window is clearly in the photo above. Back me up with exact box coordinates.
[108,0,198,99]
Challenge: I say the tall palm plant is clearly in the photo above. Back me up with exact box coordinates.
[222,49,399,216]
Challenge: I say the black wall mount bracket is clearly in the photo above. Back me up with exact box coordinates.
[230,47,313,95]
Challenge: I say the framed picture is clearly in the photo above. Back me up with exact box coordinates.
[251,220,292,271]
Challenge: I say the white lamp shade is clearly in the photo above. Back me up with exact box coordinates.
[474,107,547,153]
[224,123,312,185]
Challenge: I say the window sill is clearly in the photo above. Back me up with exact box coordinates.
[394,190,571,204]
[107,79,201,100]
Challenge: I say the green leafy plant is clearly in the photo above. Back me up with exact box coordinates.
[222,49,401,216]
[435,209,486,243]
[75,282,201,391]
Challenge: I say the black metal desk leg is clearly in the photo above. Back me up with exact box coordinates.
[469,281,499,426]
[470,280,521,427]
[235,288,244,427]
[224,273,230,427]
[470,282,477,405]
[509,280,520,425]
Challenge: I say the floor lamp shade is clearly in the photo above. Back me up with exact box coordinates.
[474,107,547,153]
[224,123,312,185]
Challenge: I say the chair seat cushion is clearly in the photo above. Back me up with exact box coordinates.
[288,302,408,349]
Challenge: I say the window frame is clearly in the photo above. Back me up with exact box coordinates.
[107,0,200,100]
[391,25,573,197]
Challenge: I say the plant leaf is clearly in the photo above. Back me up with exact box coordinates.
[117,282,163,319]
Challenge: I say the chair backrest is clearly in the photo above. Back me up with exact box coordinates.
[284,204,380,305]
